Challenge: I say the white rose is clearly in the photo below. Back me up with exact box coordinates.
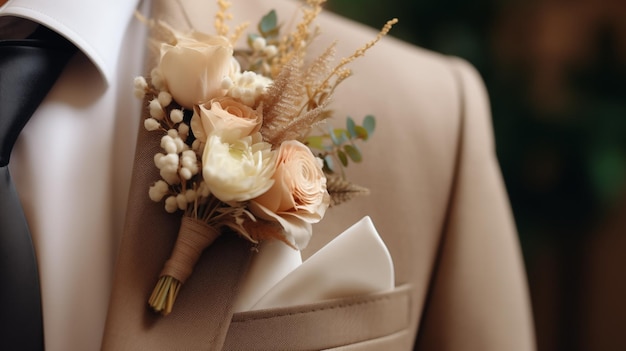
[158,33,233,109]
[201,133,276,203]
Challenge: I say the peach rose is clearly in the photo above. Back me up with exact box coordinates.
[191,97,262,143]
[158,32,233,109]
[249,140,330,249]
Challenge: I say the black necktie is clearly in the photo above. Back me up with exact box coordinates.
[0,25,76,350]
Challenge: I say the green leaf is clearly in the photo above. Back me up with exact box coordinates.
[346,116,357,138]
[363,115,376,135]
[259,10,277,35]
[339,131,349,144]
[344,144,362,162]
[263,27,281,42]
[247,33,260,47]
[337,150,348,167]
[306,136,325,150]
[355,125,369,140]
[331,129,348,146]
[330,127,340,145]
[324,155,335,173]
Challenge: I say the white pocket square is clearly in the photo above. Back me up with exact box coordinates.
[234,216,394,312]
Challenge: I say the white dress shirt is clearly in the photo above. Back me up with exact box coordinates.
[0,0,146,349]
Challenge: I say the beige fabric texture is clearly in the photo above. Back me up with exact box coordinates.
[103,0,536,350]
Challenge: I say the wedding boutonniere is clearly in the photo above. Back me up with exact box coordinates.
[134,0,396,316]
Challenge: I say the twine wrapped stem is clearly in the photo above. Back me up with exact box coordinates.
[149,216,220,315]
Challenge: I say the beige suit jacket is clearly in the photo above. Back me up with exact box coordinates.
[103,1,536,350]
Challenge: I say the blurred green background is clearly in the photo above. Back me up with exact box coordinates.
[326,0,626,350]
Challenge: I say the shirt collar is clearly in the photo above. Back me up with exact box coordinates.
[0,0,140,86]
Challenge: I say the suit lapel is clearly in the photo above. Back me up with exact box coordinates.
[102,2,253,350]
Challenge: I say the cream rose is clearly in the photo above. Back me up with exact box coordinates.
[249,140,330,249]
[201,133,275,203]
[191,97,262,143]
[158,32,233,109]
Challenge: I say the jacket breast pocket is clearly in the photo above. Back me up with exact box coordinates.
[223,284,413,351]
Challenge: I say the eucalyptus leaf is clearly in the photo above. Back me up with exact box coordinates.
[355,125,369,140]
[339,130,349,144]
[338,150,348,167]
[344,144,362,162]
[324,155,335,173]
[363,115,376,135]
[346,116,357,138]
[330,127,340,145]
[264,27,281,42]
[247,33,260,47]
[331,129,348,145]
[306,136,325,150]
[259,10,277,35]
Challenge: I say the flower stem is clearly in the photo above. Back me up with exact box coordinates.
[148,216,220,316]
[148,275,182,315]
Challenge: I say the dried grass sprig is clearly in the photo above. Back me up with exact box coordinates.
[297,18,398,117]
[261,50,341,146]
[134,13,178,59]
[303,42,337,109]
[263,102,332,146]
[326,174,370,207]
[261,41,339,145]
[229,22,250,44]
[214,0,233,37]
[261,59,305,122]
[213,0,250,45]
[271,0,326,77]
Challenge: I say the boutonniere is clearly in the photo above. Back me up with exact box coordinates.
[134,0,396,316]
